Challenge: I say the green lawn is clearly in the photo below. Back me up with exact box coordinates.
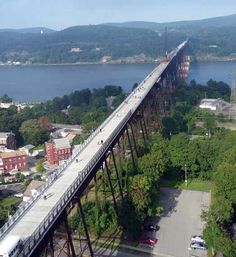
[0,196,22,208]
[160,178,213,192]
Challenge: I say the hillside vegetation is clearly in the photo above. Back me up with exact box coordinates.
[1,14,236,63]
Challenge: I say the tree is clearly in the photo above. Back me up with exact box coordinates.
[38,116,51,130]
[203,219,236,257]
[129,175,152,218]
[161,117,178,138]
[19,119,49,146]
[215,163,236,204]
[36,159,45,173]
[68,106,81,124]
[138,150,169,183]
[168,133,190,170]
[0,94,12,103]
[15,173,25,182]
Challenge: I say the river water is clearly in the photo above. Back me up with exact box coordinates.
[0,61,236,102]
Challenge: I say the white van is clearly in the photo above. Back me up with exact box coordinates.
[0,235,22,257]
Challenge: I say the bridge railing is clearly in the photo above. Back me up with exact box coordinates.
[0,44,175,240]
[0,58,163,240]
[19,110,132,256]
[0,82,137,239]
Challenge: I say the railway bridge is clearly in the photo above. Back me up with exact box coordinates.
[0,41,189,257]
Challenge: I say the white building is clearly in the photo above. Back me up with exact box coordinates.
[199,98,231,111]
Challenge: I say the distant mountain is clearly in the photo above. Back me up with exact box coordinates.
[1,16,236,65]
[0,27,55,34]
[104,13,236,30]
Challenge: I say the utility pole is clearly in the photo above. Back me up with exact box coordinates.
[230,73,236,120]
[164,27,168,56]
[184,164,188,186]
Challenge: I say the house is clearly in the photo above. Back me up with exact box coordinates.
[0,132,16,150]
[199,98,231,111]
[23,180,44,202]
[101,55,112,63]
[45,138,72,165]
[0,150,28,174]
[19,144,35,156]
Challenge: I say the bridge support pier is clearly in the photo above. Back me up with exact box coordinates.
[130,123,138,157]
[63,211,76,257]
[126,127,136,171]
[141,107,149,141]
[77,197,94,257]
[104,159,119,214]
[139,116,147,147]
[111,148,124,200]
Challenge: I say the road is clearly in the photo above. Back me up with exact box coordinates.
[152,188,211,257]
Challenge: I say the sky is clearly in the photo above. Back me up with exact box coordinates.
[0,0,236,30]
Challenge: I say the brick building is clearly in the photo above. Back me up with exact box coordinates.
[0,132,16,150]
[45,138,72,165]
[0,150,28,174]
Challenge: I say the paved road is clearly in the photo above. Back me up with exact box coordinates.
[152,188,210,257]
[0,183,23,196]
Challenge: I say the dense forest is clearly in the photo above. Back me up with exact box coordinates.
[1,14,236,63]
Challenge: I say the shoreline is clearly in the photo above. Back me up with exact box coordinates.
[1,57,236,67]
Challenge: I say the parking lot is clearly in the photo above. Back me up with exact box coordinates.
[151,188,211,257]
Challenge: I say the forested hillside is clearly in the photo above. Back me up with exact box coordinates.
[1,14,236,64]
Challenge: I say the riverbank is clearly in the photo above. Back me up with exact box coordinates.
[0,55,236,68]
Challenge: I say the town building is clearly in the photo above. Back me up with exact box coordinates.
[101,55,112,63]
[0,132,16,150]
[19,144,35,156]
[0,150,28,174]
[23,180,44,202]
[45,138,72,165]
[199,98,236,119]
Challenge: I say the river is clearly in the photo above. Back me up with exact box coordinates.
[0,61,236,102]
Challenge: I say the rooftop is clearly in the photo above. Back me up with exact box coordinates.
[66,133,77,141]
[24,180,44,197]
[20,144,35,150]
[53,138,71,149]
[0,150,26,159]
[0,132,14,139]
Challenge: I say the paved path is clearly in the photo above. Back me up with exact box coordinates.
[0,41,188,253]
[0,61,171,244]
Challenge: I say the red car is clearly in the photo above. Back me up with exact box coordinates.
[139,236,157,245]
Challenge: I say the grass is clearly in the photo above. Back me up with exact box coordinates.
[0,196,21,208]
[160,178,213,192]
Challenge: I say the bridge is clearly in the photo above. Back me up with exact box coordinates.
[0,41,189,257]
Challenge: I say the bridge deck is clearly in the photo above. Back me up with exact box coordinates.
[0,61,170,244]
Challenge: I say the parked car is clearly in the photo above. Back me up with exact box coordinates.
[190,242,207,250]
[191,235,205,244]
[139,236,157,245]
[144,224,160,232]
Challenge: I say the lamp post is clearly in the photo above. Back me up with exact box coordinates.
[184,164,188,186]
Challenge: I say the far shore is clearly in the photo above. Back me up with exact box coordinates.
[1,56,236,67]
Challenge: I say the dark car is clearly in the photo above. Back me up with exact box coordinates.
[144,224,160,232]
[139,236,157,245]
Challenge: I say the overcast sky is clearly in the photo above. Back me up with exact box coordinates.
[0,0,235,30]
